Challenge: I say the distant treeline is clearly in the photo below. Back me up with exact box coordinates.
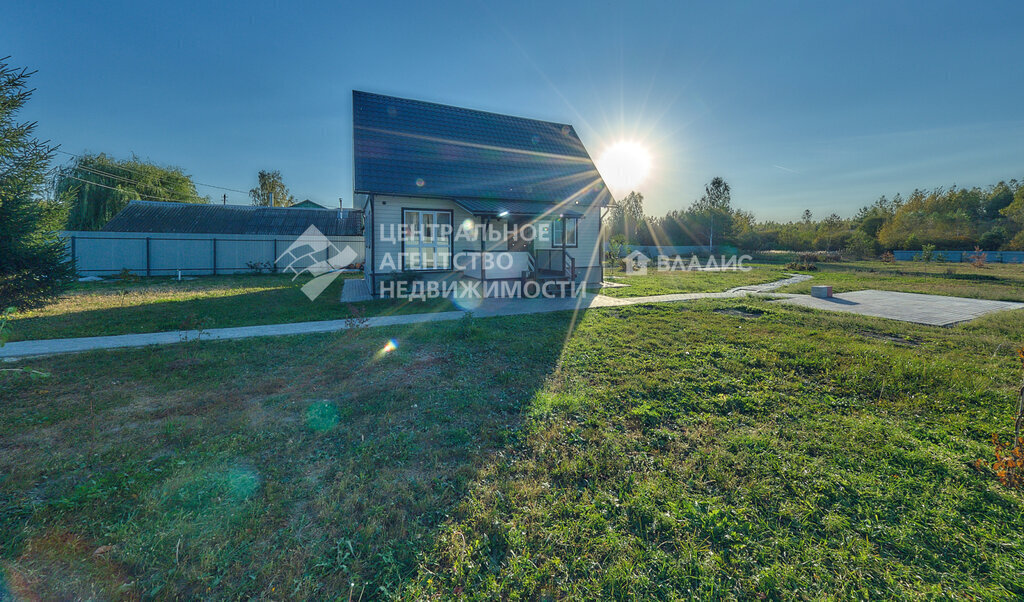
[606,178,1024,256]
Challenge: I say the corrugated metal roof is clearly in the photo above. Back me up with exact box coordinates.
[101,201,363,236]
[353,91,613,208]
[452,198,582,218]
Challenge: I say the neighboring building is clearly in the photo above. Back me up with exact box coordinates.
[102,200,362,236]
[292,199,329,209]
[354,91,613,297]
[63,200,364,276]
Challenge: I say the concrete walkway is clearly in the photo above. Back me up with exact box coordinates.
[0,274,813,360]
[774,289,1024,326]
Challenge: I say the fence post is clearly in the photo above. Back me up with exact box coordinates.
[273,239,279,272]
[145,237,151,276]
[70,235,76,273]
[212,238,217,275]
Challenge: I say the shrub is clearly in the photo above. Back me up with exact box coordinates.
[786,252,818,271]
[880,251,895,263]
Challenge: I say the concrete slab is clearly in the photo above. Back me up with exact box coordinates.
[772,289,1024,326]
[340,279,372,303]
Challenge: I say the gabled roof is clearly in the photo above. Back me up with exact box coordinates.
[353,91,613,208]
[101,201,363,236]
[291,199,328,209]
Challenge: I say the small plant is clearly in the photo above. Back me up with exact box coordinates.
[116,268,140,283]
[607,234,626,265]
[977,347,1024,488]
[246,260,273,274]
[176,313,212,365]
[916,244,936,262]
[968,246,988,268]
[344,305,370,330]
[880,251,895,263]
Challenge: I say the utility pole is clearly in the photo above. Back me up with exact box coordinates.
[222,193,227,205]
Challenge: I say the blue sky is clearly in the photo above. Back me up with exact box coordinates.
[9,0,1024,220]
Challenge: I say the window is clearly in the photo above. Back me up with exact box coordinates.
[551,217,578,248]
[403,209,452,269]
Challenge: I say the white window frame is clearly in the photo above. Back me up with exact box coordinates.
[551,217,578,248]
[402,209,452,270]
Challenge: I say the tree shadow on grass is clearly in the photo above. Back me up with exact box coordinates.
[0,305,582,599]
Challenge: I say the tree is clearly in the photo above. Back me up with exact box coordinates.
[58,153,207,230]
[0,59,76,309]
[690,177,732,248]
[610,191,644,243]
[818,213,843,251]
[250,170,294,207]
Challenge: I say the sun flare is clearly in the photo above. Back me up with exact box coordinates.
[597,140,652,193]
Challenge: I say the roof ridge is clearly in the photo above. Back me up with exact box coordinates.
[353,90,576,132]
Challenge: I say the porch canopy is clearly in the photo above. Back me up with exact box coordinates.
[452,198,582,219]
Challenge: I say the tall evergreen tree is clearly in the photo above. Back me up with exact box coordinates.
[0,58,75,310]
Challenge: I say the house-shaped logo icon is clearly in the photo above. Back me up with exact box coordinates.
[622,249,651,275]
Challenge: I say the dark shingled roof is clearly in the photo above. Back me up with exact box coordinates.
[353,91,613,209]
[102,201,363,236]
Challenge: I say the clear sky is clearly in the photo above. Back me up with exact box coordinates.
[8,0,1024,220]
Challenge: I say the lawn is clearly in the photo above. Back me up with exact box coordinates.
[599,263,791,297]
[8,265,796,342]
[3,285,1024,598]
[7,273,455,342]
[778,260,1024,302]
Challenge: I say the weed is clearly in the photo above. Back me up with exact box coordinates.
[176,312,212,365]
[344,305,370,330]
[245,260,273,274]
[116,268,140,283]
[977,347,1024,488]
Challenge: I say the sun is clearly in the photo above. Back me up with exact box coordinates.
[597,140,652,193]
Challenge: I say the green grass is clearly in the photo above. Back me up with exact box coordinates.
[9,266,796,341]
[600,263,791,297]
[8,273,455,342]
[778,261,1024,301]
[3,284,1024,598]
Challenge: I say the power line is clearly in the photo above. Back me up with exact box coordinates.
[54,149,250,194]
[58,172,190,203]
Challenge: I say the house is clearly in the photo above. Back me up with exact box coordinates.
[102,200,362,236]
[291,199,329,209]
[354,91,613,298]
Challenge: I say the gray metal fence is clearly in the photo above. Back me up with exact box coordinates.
[62,231,365,276]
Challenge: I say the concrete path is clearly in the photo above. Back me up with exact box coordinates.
[340,279,372,302]
[773,289,1024,326]
[0,274,812,360]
